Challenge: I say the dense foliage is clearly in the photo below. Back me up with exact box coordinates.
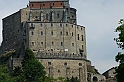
[0,64,15,82]
[114,19,124,82]
[21,48,46,82]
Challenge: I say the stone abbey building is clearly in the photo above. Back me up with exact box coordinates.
[0,0,87,82]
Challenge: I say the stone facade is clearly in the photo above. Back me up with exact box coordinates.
[103,67,116,79]
[0,0,88,82]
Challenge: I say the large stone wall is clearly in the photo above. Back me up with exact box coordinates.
[39,59,87,82]
[27,22,86,59]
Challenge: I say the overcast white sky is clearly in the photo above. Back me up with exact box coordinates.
[0,0,123,73]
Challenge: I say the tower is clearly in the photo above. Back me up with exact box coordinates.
[0,0,87,82]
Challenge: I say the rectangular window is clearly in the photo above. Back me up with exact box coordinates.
[60,23,62,27]
[82,45,83,49]
[31,31,34,35]
[46,14,48,20]
[72,43,74,47]
[48,62,51,65]
[60,31,62,36]
[72,32,73,36]
[41,23,42,27]
[41,31,43,35]
[79,63,82,66]
[64,62,67,66]
[82,35,84,41]
[51,23,53,27]
[66,24,68,27]
[51,31,53,35]
[41,42,43,46]
[78,34,79,40]
[32,42,35,46]
[57,13,59,18]
[52,42,54,46]
[60,42,63,46]
[66,31,68,36]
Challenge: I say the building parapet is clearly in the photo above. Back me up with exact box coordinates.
[35,52,86,60]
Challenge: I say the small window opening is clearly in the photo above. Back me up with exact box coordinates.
[60,23,62,27]
[66,31,68,36]
[48,62,51,65]
[78,34,79,40]
[61,42,63,46]
[79,63,82,66]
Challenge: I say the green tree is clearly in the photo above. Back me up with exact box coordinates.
[114,19,124,82]
[21,48,46,82]
[0,64,16,82]
[11,66,26,82]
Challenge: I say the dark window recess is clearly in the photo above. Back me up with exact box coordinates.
[82,35,84,41]
[72,43,74,47]
[46,14,48,20]
[48,62,51,65]
[72,15,74,18]
[66,32,68,36]
[6,38,7,41]
[41,23,42,27]
[32,42,34,45]
[43,4,45,6]
[82,45,83,49]
[72,32,73,36]
[51,23,53,27]
[60,23,62,27]
[60,31,62,36]
[52,42,54,46]
[41,31,43,35]
[32,4,34,7]
[57,13,59,18]
[61,42,63,46]
[79,63,82,66]
[35,16,38,18]
[51,31,53,35]
[61,3,63,5]
[31,31,34,35]
[58,70,60,73]
[41,42,43,45]
[64,62,67,66]
[78,34,79,40]
[66,24,68,27]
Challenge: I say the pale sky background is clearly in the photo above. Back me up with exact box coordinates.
[0,0,124,73]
